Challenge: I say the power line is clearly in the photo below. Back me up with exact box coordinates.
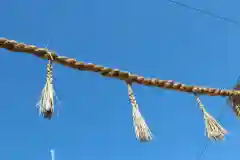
[167,0,239,25]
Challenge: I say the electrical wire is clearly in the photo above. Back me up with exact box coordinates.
[167,0,239,25]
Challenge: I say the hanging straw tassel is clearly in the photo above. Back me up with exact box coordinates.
[228,78,240,118]
[126,82,152,142]
[194,93,228,141]
[37,54,55,120]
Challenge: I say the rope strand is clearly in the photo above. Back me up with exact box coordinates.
[1,38,240,97]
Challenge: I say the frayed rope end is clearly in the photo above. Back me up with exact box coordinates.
[37,60,55,120]
[127,82,152,142]
[194,93,228,141]
[203,111,228,141]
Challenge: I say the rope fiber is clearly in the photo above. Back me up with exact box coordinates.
[1,37,239,97]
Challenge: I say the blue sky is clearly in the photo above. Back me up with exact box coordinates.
[1,0,240,159]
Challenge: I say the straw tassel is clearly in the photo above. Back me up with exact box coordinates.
[126,82,152,142]
[194,93,228,141]
[228,78,240,118]
[37,55,55,120]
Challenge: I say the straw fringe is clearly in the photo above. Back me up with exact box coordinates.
[37,58,55,120]
[228,80,240,118]
[127,82,152,142]
[194,94,228,141]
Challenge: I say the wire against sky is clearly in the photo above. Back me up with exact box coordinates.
[167,0,239,25]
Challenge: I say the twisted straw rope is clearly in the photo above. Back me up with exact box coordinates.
[0,37,239,97]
